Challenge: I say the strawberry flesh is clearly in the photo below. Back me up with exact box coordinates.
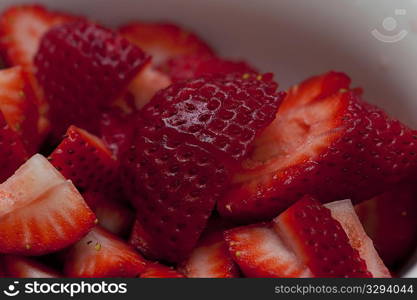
[1,255,61,278]
[140,263,185,278]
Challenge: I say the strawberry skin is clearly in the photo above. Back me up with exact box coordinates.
[219,72,417,221]
[0,154,96,255]
[123,73,284,262]
[35,21,149,138]
[64,226,147,278]
[0,66,39,153]
[162,54,257,82]
[274,196,372,277]
[140,263,185,278]
[224,223,311,278]
[49,126,119,193]
[1,255,60,278]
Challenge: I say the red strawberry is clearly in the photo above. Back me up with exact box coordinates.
[0,66,39,153]
[123,73,284,262]
[49,126,119,193]
[140,263,185,278]
[129,219,157,260]
[0,5,79,137]
[64,226,147,278]
[0,154,96,255]
[162,54,257,82]
[1,255,60,278]
[35,21,149,138]
[180,231,239,278]
[119,22,214,67]
[218,71,417,221]
[0,111,27,182]
[224,223,311,278]
[274,196,372,277]
[355,183,417,269]
[83,191,134,237]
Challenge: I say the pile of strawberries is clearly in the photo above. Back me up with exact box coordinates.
[0,4,416,278]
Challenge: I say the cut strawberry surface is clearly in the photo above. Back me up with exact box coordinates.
[140,263,185,278]
[64,226,147,278]
[180,231,239,278]
[224,223,311,278]
[35,21,149,138]
[324,199,391,278]
[1,255,60,278]
[49,126,119,193]
[274,196,372,277]
[219,71,417,221]
[0,66,39,153]
[119,22,214,67]
[0,154,96,255]
[162,54,257,82]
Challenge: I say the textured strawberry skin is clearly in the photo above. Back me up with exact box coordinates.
[275,196,372,278]
[35,21,149,138]
[161,55,257,82]
[219,79,417,221]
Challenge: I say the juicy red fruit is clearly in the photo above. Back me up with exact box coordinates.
[35,21,149,138]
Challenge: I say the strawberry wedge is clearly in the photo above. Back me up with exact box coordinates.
[140,263,185,278]
[1,255,61,278]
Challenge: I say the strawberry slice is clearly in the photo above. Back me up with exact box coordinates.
[0,66,39,153]
[0,154,96,255]
[49,126,119,193]
[1,255,60,278]
[64,226,147,278]
[83,191,134,237]
[35,21,149,138]
[0,5,79,136]
[219,71,417,221]
[224,223,311,278]
[123,73,284,262]
[162,54,257,82]
[274,196,372,277]
[0,111,27,182]
[140,263,185,278]
[180,231,239,278]
[355,183,417,269]
[324,199,391,277]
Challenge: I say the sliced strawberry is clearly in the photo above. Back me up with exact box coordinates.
[119,22,214,67]
[219,71,417,221]
[0,154,96,255]
[0,66,39,152]
[225,224,312,278]
[274,195,372,277]
[0,111,27,182]
[140,262,185,278]
[355,183,417,269]
[49,126,119,193]
[324,199,391,277]
[180,231,239,278]
[35,21,149,138]
[0,5,79,136]
[64,226,147,278]
[123,73,284,262]
[162,55,257,82]
[1,255,60,278]
[83,191,134,237]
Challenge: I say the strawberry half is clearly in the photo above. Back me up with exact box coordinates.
[1,255,60,278]
[140,263,185,278]
[219,71,417,221]
[64,226,147,278]
[274,196,372,277]
[49,126,119,193]
[180,231,239,278]
[224,223,311,278]
[123,73,284,262]
[0,66,39,153]
[35,21,149,138]
[162,54,257,82]
[0,154,96,255]
[0,5,79,136]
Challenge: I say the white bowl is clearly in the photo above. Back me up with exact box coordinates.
[0,0,416,277]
